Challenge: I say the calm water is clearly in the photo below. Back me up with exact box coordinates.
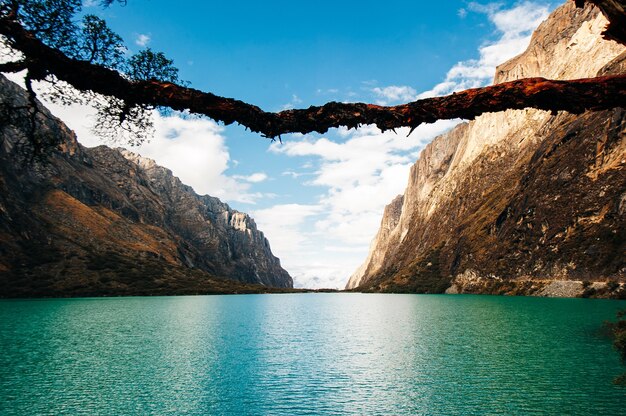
[0,294,625,415]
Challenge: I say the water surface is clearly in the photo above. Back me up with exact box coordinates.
[1,294,624,415]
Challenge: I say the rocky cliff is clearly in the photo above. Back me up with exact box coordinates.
[0,76,292,297]
[347,2,626,297]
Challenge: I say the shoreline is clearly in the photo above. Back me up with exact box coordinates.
[444,272,625,299]
[3,282,626,300]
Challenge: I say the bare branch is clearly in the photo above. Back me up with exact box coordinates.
[1,4,625,139]
[0,59,26,72]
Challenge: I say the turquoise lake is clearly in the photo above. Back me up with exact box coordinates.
[1,293,625,415]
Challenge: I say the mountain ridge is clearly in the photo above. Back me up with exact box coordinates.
[347,2,626,297]
[0,75,293,297]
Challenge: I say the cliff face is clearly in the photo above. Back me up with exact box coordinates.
[0,76,292,297]
[347,2,626,297]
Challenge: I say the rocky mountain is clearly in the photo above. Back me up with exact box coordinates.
[347,2,626,297]
[0,76,292,297]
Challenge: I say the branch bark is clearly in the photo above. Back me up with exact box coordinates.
[0,61,27,73]
[0,2,625,139]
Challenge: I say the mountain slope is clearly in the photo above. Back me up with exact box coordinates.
[0,76,292,297]
[347,2,626,297]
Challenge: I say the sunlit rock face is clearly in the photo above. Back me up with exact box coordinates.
[347,2,626,296]
[346,195,404,290]
[0,76,292,297]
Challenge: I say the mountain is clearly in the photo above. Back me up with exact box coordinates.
[0,75,293,297]
[347,2,626,298]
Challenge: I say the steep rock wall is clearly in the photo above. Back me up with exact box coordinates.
[348,2,626,297]
[0,76,292,296]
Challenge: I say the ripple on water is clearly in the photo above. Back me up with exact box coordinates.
[0,294,625,415]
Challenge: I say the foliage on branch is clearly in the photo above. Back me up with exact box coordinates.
[10,0,81,52]
[76,14,125,68]
[0,0,182,147]
[126,48,180,83]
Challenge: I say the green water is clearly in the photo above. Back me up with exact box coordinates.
[0,294,624,415]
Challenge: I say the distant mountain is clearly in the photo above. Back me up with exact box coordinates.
[347,2,626,298]
[0,75,292,297]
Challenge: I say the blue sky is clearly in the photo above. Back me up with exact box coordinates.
[94,1,497,106]
[26,0,557,288]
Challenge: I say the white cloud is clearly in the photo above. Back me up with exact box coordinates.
[234,172,268,183]
[280,94,303,110]
[59,106,266,204]
[135,34,151,47]
[371,85,418,105]
[251,202,366,289]
[486,2,550,35]
[316,88,339,95]
[287,260,363,290]
[466,2,500,15]
[281,170,314,179]
[251,203,322,259]
[419,1,550,98]
[133,114,259,203]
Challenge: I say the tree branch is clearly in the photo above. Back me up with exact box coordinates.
[1,5,625,140]
[0,60,27,73]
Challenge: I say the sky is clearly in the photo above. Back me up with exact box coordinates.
[7,0,557,288]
